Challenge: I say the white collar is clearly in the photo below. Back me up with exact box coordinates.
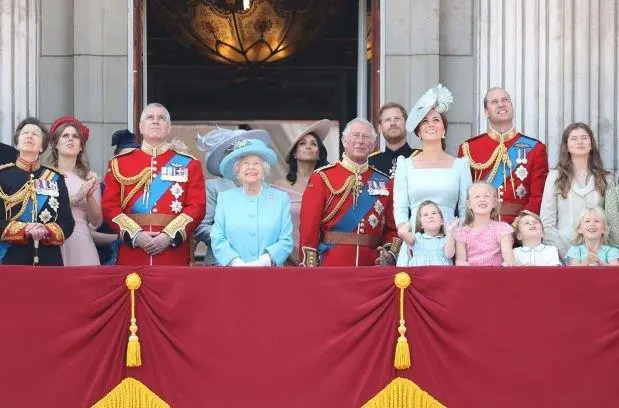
[519,243,546,252]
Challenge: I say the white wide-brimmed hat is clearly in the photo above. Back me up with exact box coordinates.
[196,128,271,177]
[219,139,277,181]
[405,84,454,133]
[285,119,331,158]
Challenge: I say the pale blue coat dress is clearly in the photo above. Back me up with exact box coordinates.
[211,185,293,266]
[393,156,472,266]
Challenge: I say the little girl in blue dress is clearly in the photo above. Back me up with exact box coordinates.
[399,200,458,266]
[564,206,619,266]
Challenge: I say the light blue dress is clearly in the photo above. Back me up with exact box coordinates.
[211,185,293,266]
[564,244,619,265]
[404,232,453,266]
[393,156,471,267]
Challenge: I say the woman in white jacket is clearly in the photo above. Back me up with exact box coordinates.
[540,123,613,257]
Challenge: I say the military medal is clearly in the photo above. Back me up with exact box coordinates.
[170,200,183,213]
[515,165,528,181]
[161,165,189,182]
[368,214,379,229]
[374,200,384,215]
[48,197,59,212]
[170,182,184,199]
[39,208,52,224]
[35,179,59,197]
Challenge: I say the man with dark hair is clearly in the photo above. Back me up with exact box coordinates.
[457,87,549,224]
[369,102,420,177]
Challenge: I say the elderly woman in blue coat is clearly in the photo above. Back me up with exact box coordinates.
[211,138,293,266]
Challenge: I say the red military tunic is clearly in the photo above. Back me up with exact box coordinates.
[102,142,206,266]
[298,155,397,267]
[457,129,549,225]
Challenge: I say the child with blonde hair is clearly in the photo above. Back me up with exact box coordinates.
[512,210,561,266]
[564,207,619,266]
[455,181,515,266]
[398,200,458,266]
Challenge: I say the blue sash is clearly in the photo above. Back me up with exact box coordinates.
[131,154,191,214]
[319,171,389,255]
[489,134,538,190]
[0,171,60,263]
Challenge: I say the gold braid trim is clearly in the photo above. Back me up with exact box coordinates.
[0,181,36,221]
[162,213,193,242]
[0,163,15,171]
[110,158,152,210]
[319,172,356,224]
[112,214,142,239]
[461,141,511,183]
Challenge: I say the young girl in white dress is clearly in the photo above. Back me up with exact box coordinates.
[512,210,562,266]
[564,207,619,266]
[398,200,457,266]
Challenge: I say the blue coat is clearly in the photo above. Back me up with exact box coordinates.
[211,185,293,266]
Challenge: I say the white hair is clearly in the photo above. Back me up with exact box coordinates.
[233,155,271,182]
[140,103,171,124]
[341,117,378,144]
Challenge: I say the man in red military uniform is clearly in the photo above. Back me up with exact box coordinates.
[458,87,549,225]
[298,117,400,267]
[102,103,206,266]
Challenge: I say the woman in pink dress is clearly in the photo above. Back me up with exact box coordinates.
[273,120,331,264]
[47,117,102,265]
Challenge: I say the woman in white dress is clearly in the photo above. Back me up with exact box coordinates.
[540,122,613,257]
[394,84,472,266]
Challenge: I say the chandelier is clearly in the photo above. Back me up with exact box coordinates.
[153,0,333,65]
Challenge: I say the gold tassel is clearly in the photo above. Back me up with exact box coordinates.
[394,272,412,370]
[91,377,170,408]
[125,273,142,368]
[362,377,445,408]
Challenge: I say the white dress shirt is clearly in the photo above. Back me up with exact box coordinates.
[514,243,562,266]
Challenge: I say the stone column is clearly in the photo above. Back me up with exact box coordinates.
[0,0,38,145]
[476,0,619,172]
[39,0,129,175]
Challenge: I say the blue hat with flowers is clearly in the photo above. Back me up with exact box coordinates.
[405,84,453,133]
[195,128,271,177]
[219,138,277,181]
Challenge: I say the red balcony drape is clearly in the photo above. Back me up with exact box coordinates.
[0,266,618,407]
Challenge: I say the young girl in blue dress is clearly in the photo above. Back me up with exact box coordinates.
[564,206,619,266]
[400,200,458,266]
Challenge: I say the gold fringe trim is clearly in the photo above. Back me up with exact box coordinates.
[394,272,412,370]
[91,378,170,408]
[126,273,142,368]
[362,378,445,408]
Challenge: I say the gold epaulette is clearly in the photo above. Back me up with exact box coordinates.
[0,163,15,171]
[173,150,197,160]
[369,165,390,178]
[368,150,380,158]
[111,148,138,159]
[313,162,337,173]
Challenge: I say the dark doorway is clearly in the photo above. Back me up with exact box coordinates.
[145,0,375,127]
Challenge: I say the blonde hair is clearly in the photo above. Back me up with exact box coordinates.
[463,181,500,226]
[414,200,445,234]
[574,206,609,244]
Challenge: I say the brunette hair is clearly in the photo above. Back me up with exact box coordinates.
[414,200,446,235]
[285,133,328,184]
[463,181,500,226]
[413,112,448,151]
[554,123,610,199]
[13,117,50,152]
[48,122,92,180]
[378,102,408,123]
